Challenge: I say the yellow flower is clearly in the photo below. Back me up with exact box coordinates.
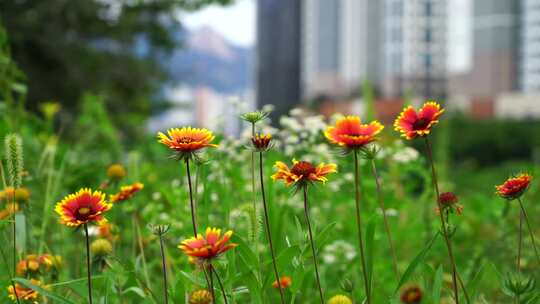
[107,164,127,181]
[189,289,213,304]
[328,294,353,304]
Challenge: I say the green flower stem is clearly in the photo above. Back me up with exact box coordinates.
[353,151,371,303]
[84,224,94,304]
[185,158,198,236]
[303,186,325,304]
[424,137,461,304]
[369,159,399,280]
[517,198,540,265]
[259,152,285,303]
[211,264,229,304]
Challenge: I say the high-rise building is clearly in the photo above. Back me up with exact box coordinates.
[256,0,302,121]
[522,0,540,92]
[448,0,520,97]
[383,0,447,98]
[301,0,383,99]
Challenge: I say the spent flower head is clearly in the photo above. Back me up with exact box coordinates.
[107,164,127,181]
[400,285,423,303]
[240,110,270,124]
[189,289,213,304]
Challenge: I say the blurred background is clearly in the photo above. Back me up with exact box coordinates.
[1,0,539,168]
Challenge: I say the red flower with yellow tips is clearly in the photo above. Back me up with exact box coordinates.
[252,133,272,151]
[110,182,144,203]
[179,227,238,261]
[495,173,533,200]
[55,188,112,227]
[271,159,337,187]
[157,127,218,153]
[7,279,46,302]
[393,101,444,140]
[324,115,384,149]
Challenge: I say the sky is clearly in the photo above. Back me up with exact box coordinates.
[181,0,256,47]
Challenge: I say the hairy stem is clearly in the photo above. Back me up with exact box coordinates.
[185,158,198,235]
[424,138,461,303]
[158,234,169,304]
[84,224,93,304]
[370,159,399,280]
[259,152,285,303]
[517,198,540,265]
[353,151,371,303]
[211,264,229,304]
[303,187,325,304]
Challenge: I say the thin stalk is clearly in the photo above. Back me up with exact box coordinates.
[517,198,540,265]
[208,265,215,303]
[250,122,263,288]
[158,234,169,304]
[424,138,460,303]
[0,238,20,304]
[84,224,93,304]
[134,214,151,290]
[370,159,399,280]
[516,207,523,304]
[353,151,371,303]
[258,152,285,303]
[211,264,229,304]
[185,158,198,235]
[302,187,325,304]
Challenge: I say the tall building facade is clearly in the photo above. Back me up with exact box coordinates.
[301,0,383,100]
[383,0,447,98]
[522,0,540,92]
[256,0,302,121]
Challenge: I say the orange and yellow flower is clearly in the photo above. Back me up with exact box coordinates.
[110,182,144,203]
[55,188,112,227]
[7,279,46,302]
[394,101,444,140]
[271,159,337,187]
[325,115,384,149]
[16,254,61,276]
[272,276,292,289]
[157,127,218,154]
[179,227,237,261]
[495,173,533,200]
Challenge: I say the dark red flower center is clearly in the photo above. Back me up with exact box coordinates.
[176,137,193,144]
[75,206,93,220]
[291,161,316,177]
[412,118,430,130]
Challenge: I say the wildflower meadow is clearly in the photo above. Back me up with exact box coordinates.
[1,18,540,304]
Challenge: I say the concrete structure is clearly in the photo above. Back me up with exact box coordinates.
[522,0,540,92]
[383,0,447,98]
[448,0,521,96]
[301,0,383,99]
[256,0,302,122]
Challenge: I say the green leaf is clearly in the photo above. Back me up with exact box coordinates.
[395,232,440,293]
[432,265,443,303]
[365,218,376,295]
[13,278,76,304]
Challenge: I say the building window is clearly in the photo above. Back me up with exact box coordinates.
[425,29,432,42]
[425,1,432,16]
